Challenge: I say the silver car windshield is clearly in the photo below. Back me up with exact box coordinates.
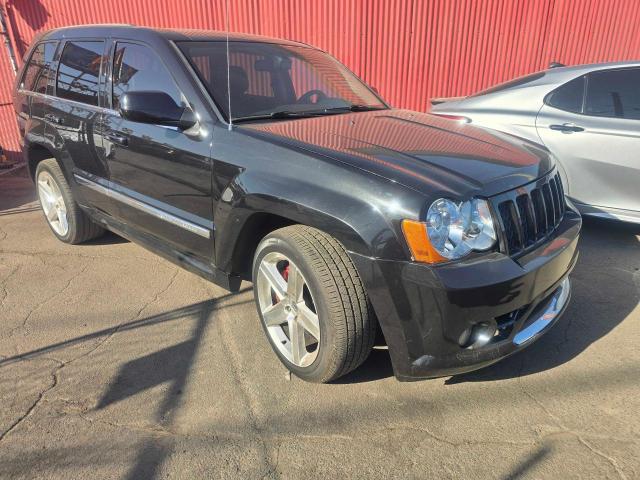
[177,41,386,121]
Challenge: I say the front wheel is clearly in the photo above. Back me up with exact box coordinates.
[252,225,376,383]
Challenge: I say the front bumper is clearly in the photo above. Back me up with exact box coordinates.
[350,207,581,381]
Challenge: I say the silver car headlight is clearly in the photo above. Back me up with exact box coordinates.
[425,198,497,260]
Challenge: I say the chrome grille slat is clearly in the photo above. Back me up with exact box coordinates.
[493,171,566,257]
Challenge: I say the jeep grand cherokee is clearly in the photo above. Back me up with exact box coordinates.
[14,26,581,382]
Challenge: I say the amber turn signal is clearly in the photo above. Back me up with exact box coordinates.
[401,219,448,264]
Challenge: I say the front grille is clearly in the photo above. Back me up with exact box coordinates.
[494,172,566,256]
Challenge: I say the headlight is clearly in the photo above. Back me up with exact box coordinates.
[402,198,497,263]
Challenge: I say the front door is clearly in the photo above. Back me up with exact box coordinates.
[100,41,214,261]
[536,68,640,216]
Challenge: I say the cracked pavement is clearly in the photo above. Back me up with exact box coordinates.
[1,169,639,479]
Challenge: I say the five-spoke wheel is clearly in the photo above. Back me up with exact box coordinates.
[257,252,321,367]
[34,158,104,244]
[37,170,69,237]
[253,225,376,383]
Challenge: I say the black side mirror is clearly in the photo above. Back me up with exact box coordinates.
[119,91,197,130]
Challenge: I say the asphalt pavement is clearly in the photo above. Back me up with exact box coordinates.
[1,168,638,479]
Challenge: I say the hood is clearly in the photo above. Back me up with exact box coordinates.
[241,109,554,199]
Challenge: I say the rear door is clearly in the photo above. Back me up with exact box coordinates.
[536,68,640,214]
[100,40,214,261]
[49,39,112,214]
[17,41,59,145]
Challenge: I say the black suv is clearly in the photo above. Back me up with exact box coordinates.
[14,25,581,382]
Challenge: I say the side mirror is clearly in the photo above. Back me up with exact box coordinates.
[119,91,197,130]
[370,86,380,95]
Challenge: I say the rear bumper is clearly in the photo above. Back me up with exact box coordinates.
[350,207,581,381]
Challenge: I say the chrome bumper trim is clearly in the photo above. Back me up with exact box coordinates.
[513,277,571,345]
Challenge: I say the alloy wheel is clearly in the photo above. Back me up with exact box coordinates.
[256,252,321,367]
[37,171,69,236]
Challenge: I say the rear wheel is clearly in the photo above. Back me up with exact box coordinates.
[253,225,376,383]
[35,159,104,244]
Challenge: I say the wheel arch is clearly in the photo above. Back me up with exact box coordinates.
[25,141,57,181]
[214,175,414,277]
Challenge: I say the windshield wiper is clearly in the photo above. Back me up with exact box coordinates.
[233,105,386,123]
[233,110,324,123]
[320,104,387,113]
[347,104,387,111]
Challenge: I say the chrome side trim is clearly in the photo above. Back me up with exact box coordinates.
[73,174,211,239]
[513,277,571,345]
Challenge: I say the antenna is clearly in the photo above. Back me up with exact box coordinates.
[225,0,233,131]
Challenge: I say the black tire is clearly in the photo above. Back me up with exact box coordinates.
[35,158,104,244]
[252,225,376,383]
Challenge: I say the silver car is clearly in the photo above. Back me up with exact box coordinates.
[431,61,640,224]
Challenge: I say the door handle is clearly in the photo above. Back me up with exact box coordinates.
[549,123,584,133]
[105,132,128,146]
[44,113,63,125]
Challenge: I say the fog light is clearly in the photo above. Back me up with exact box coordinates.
[462,320,497,349]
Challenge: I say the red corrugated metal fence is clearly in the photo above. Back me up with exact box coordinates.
[1,0,639,163]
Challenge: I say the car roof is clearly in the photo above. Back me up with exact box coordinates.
[37,24,310,48]
[541,60,640,80]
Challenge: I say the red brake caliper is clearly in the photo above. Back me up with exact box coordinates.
[273,263,289,304]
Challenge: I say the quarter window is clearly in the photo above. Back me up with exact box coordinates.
[546,76,585,113]
[56,41,105,106]
[112,43,182,111]
[585,68,640,120]
[22,42,58,94]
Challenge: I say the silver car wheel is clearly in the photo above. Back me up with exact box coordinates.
[256,251,321,368]
[37,171,69,236]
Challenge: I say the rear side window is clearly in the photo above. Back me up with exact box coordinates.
[56,41,105,106]
[585,68,640,120]
[112,42,182,111]
[546,76,585,113]
[21,42,58,94]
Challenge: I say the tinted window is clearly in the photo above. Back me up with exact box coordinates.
[546,76,585,113]
[470,72,546,97]
[22,42,58,94]
[112,43,182,111]
[585,68,640,120]
[56,41,105,106]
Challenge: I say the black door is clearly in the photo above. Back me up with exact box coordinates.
[18,41,58,145]
[100,41,214,261]
[48,39,112,214]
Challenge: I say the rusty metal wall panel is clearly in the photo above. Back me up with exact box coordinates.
[1,0,640,160]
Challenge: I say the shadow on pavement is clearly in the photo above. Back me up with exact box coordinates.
[447,218,639,384]
[0,291,251,479]
[0,168,37,213]
[502,444,552,479]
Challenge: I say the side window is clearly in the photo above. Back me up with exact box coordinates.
[585,68,640,120]
[112,42,182,111]
[546,76,585,113]
[56,41,105,106]
[21,42,58,94]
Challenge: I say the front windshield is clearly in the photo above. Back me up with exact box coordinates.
[177,41,386,121]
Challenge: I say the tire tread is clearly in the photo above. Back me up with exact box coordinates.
[266,225,376,382]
